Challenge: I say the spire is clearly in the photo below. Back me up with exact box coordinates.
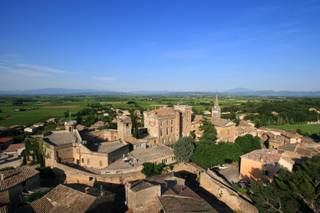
[214,94,219,106]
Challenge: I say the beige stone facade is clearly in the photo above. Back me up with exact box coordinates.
[240,149,281,180]
[143,105,192,145]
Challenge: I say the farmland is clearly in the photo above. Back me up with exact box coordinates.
[0,95,253,127]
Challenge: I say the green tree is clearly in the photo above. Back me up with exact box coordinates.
[173,137,195,162]
[129,109,140,138]
[142,162,165,177]
[200,120,217,142]
[251,156,320,212]
[235,134,261,155]
[23,137,45,167]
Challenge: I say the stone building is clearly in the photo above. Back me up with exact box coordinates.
[44,121,129,170]
[240,149,281,181]
[117,115,132,141]
[30,184,99,213]
[212,95,221,119]
[0,166,39,211]
[173,105,192,137]
[240,143,320,180]
[125,174,216,213]
[143,105,192,145]
[212,118,237,143]
[257,128,304,149]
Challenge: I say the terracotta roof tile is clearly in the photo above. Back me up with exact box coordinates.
[31,184,96,213]
[0,166,39,191]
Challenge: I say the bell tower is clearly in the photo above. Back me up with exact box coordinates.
[212,95,221,119]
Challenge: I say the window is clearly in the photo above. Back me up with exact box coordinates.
[171,120,173,125]
[162,159,167,164]
[160,129,163,136]
[263,170,269,176]
[81,158,84,163]
[166,128,168,135]
[87,159,90,165]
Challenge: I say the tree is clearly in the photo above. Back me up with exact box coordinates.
[200,120,217,142]
[23,137,45,167]
[129,109,140,138]
[250,156,320,212]
[191,135,261,169]
[235,134,261,155]
[173,137,195,162]
[142,162,165,177]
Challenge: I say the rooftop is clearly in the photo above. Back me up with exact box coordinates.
[3,143,25,153]
[44,130,81,146]
[94,141,128,153]
[241,149,281,164]
[160,185,217,213]
[130,145,174,163]
[147,107,176,117]
[279,143,320,157]
[130,180,156,192]
[0,166,39,191]
[212,118,234,127]
[31,184,96,213]
[0,137,13,144]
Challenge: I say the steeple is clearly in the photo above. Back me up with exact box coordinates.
[212,95,221,119]
[214,95,219,106]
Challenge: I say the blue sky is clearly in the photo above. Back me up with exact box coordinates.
[0,0,319,91]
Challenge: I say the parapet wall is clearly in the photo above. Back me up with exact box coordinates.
[53,163,145,185]
[199,171,258,213]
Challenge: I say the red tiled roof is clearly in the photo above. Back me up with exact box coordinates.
[3,143,25,153]
[0,137,13,144]
[0,166,39,191]
[31,184,96,213]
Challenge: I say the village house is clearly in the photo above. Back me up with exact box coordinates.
[125,174,216,213]
[29,184,101,213]
[258,128,305,149]
[43,121,129,170]
[0,166,39,211]
[240,142,320,180]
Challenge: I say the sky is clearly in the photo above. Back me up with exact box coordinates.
[0,0,320,92]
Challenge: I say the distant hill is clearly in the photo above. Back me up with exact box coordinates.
[0,88,319,97]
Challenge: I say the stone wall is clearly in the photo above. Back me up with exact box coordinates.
[90,129,120,141]
[199,171,258,213]
[126,184,161,211]
[54,163,145,185]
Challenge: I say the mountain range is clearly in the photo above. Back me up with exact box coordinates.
[0,88,319,97]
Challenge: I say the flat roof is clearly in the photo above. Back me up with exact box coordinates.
[130,145,174,163]
[241,149,281,164]
[44,130,81,146]
[89,141,128,154]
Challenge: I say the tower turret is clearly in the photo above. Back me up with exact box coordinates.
[212,95,221,119]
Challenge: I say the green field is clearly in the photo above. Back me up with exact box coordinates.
[0,96,250,127]
[267,123,320,135]
[0,103,84,127]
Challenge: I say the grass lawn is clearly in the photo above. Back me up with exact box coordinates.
[0,103,84,127]
[267,123,320,135]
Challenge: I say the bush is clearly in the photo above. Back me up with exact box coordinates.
[192,134,261,169]
[142,162,165,177]
[173,137,195,162]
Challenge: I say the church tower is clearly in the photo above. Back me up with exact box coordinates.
[212,95,221,119]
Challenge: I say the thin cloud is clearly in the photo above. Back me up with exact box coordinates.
[92,76,116,82]
[0,62,68,77]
